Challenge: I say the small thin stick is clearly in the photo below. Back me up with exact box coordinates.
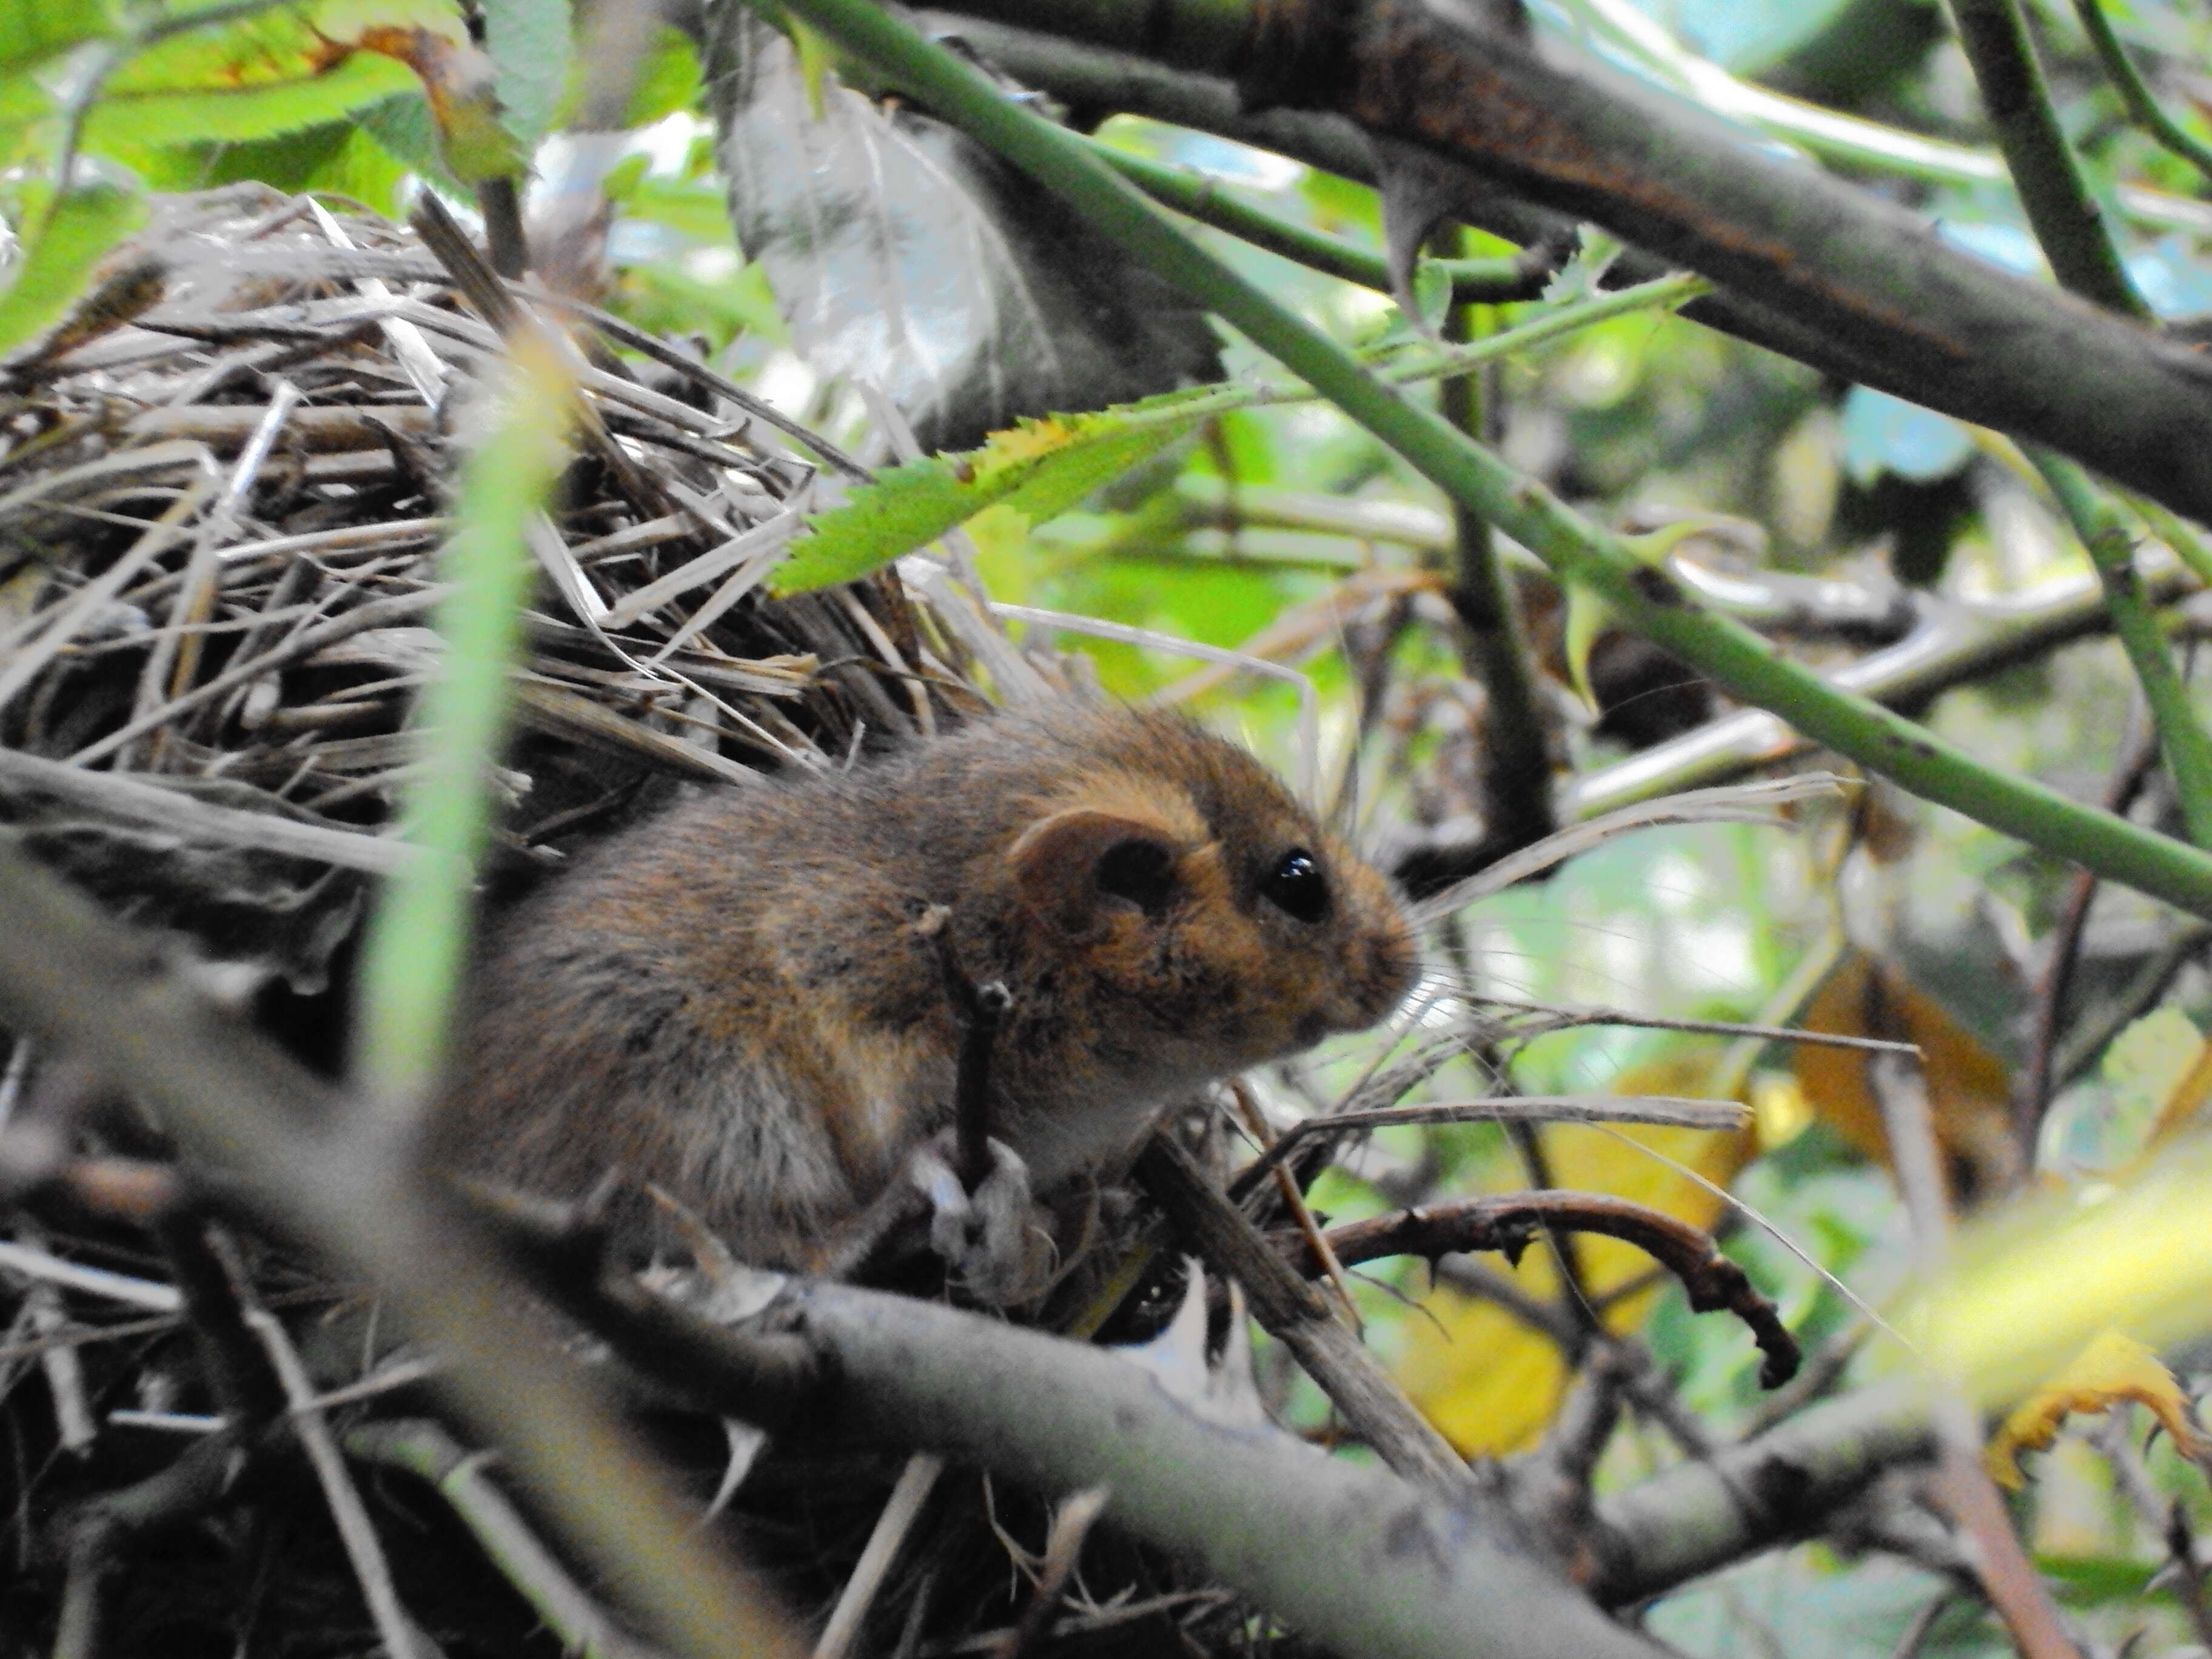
[915,905,1012,1191]
[1230,1081,1360,1330]
[68,585,450,767]
[348,1418,663,1659]
[2166,1503,2212,1652]
[240,1293,440,1659]
[0,1238,183,1313]
[814,1453,945,1659]
[1238,1095,1749,1189]
[52,1426,252,1659]
[2016,709,2160,1155]
[1889,1592,1954,1659]
[24,1274,95,1453]
[1467,994,1923,1056]
[997,1487,1111,1659]
[1412,774,1849,923]
[1135,1134,1469,1495]
[0,481,210,716]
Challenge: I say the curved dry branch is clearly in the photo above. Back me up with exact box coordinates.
[1276,1191,1800,1389]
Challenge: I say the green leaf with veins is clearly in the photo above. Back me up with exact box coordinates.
[771,394,1222,595]
[121,121,408,214]
[82,9,420,149]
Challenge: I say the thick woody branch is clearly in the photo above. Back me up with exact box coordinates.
[922,5,2212,526]
[1282,1191,1800,1389]
[922,16,1919,396]
[786,1278,1673,1659]
[451,1182,1681,1659]
[460,1182,827,1428]
[1587,1385,1933,1605]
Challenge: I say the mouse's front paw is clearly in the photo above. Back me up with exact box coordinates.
[909,1137,1054,1305]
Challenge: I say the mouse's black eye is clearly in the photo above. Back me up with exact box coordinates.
[1096,837,1177,915]
[1262,849,1330,924]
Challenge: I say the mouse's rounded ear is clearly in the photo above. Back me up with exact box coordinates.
[1010,809,1181,936]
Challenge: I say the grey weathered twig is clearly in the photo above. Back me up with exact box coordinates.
[1588,1384,1932,1604]
[52,1426,255,1659]
[996,1485,1110,1659]
[813,1452,945,1659]
[1235,1095,1750,1190]
[241,1285,442,1659]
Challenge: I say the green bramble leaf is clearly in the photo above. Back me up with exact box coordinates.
[770,391,1218,596]
[81,4,427,150]
[124,121,409,215]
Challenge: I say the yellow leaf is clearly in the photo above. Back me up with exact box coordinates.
[1794,951,2018,1204]
[1986,1329,2208,1488]
[2148,1012,2212,1147]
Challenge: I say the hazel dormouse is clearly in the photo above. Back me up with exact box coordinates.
[434,703,1419,1301]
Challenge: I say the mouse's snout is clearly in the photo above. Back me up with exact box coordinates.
[1330,859,1421,1031]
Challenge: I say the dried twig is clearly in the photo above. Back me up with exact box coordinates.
[1467,993,1922,1056]
[1228,1079,1358,1327]
[238,1273,441,1659]
[2015,711,2160,1156]
[815,1453,946,1659]
[52,1426,255,1659]
[1132,1133,1470,1496]
[1281,1190,1800,1389]
[1235,1094,1749,1190]
[996,1486,1110,1659]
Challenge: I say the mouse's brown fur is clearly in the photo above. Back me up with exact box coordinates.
[434,703,1418,1276]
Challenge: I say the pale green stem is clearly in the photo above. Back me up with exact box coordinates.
[353,347,569,1119]
[2029,447,2212,848]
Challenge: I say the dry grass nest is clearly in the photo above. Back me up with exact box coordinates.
[0,184,1254,1659]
